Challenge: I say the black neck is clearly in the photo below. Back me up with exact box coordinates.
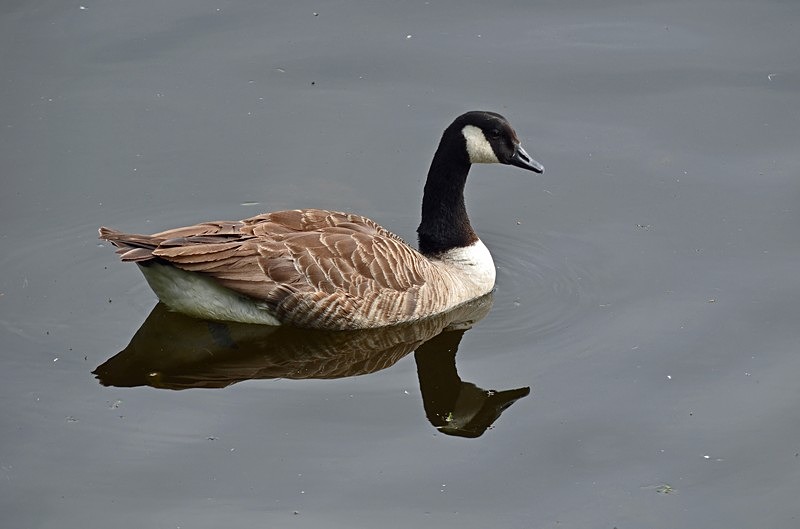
[416,138,478,256]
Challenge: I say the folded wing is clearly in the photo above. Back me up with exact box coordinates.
[100,209,433,328]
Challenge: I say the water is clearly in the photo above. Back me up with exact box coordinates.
[2,1,799,527]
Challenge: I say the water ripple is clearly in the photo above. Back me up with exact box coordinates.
[482,229,599,344]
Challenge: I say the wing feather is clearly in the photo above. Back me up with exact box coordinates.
[101,210,433,324]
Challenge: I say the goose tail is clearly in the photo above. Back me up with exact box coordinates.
[98,227,161,262]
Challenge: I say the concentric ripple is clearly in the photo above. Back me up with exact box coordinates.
[482,228,600,344]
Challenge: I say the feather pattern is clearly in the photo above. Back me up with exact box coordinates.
[100,210,476,329]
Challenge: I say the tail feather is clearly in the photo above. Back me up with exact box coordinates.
[98,227,163,262]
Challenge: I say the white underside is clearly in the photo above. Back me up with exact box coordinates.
[138,262,282,325]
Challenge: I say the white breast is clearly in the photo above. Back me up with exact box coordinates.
[435,239,497,299]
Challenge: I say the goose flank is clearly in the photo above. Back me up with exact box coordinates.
[99,111,544,329]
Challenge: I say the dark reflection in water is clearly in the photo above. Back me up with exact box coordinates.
[94,293,529,437]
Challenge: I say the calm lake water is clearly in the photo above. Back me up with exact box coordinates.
[2,1,799,527]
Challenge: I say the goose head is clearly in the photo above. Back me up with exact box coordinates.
[418,111,544,257]
[448,111,544,174]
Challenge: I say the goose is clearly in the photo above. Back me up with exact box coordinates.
[99,111,544,330]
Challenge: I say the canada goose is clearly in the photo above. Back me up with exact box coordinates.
[99,111,544,330]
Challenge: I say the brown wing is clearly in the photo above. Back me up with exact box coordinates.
[100,209,430,314]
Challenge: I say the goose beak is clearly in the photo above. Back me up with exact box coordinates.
[509,145,544,173]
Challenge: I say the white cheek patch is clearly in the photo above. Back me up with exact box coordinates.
[462,124,499,164]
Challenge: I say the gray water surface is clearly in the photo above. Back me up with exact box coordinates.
[2,1,799,528]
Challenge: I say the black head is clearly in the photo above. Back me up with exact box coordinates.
[446,111,544,173]
[418,111,544,256]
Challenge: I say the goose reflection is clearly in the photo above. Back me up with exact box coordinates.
[94,293,529,437]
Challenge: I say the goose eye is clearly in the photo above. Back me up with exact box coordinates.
[487,129,501,140]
